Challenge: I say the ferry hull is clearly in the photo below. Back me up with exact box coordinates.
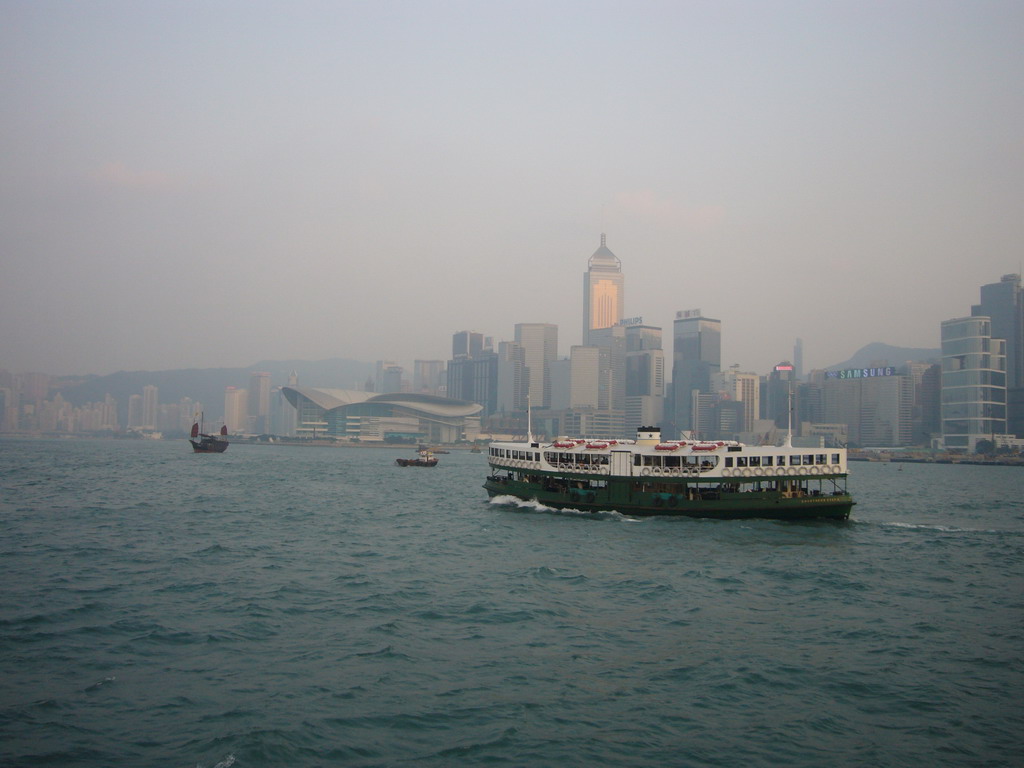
[483,476,853,521]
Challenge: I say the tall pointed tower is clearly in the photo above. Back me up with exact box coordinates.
[582,234,624,346]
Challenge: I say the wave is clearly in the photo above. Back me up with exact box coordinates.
[487,495,633,521]
[875,520,1016,535]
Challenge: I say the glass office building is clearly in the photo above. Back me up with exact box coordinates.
[940,316,1006,450]
[582,234,624,346]
[671,310,721,436]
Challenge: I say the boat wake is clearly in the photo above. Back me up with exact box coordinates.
[488,495,635,521]
[875,520,1011,535]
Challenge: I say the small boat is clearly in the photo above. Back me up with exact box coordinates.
[396,449,438,467]
[189,414,229,453]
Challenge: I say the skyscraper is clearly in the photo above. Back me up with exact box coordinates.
[941,316,1007,450]
[671,310,721,436]
[972,274,1023,436]
[447,352,497,415]
[514,323,558,408]
[375,361,404,393]
[224,386,248,433]
[447,331,498,416]
[624,324,665,435]
[582,234,624,346]
[142,385,158,430]
[495,341,527,414]
[588,324,627,412]
[127,394,143,429]
[766,362,798,429]
[413,360,446,395]
[712,366,759,434]
[248,372,271,433]
[569,345,606,409]
[452,330,486,360]
[972,274,1023,389]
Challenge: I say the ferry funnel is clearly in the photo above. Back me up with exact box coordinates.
[636,426,661,445]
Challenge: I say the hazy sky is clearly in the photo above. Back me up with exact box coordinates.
[3,0,1022,377]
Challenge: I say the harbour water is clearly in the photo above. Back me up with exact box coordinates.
[1,438,1021,767]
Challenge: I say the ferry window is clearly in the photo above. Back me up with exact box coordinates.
[815,454,826,465]
[634,455,642,466]
[535,452,540,461]
[778,456,786,466]
[803,455,814,466]
[832,453,840,464]
[763,456,774,467]
[749,456,761,467]
[736,457,748,467]
[725,457,734,468]
[789,456,801,466]
[666,456,680,467]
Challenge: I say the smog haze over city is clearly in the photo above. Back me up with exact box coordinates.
[2,0,1022,378]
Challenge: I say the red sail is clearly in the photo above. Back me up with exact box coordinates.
[190,423,200,438]
[220,425,228,435]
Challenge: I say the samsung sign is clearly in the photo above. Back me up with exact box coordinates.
[827,366,896,380]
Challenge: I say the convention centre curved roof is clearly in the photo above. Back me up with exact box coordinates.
[281,387,483,417]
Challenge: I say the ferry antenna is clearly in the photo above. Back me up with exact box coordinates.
[526,391,534,443]
[785,383,794,448]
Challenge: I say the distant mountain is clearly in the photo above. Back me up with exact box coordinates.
[826,343,940,372]
[54,358,376,419]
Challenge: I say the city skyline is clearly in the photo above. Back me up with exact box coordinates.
[3,2,1022,377]
[4,270,1016,450]
[0,279,963,383]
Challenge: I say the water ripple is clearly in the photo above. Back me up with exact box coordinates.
[0,440,1021,768]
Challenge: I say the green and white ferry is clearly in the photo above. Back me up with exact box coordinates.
[484,426,854,520]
